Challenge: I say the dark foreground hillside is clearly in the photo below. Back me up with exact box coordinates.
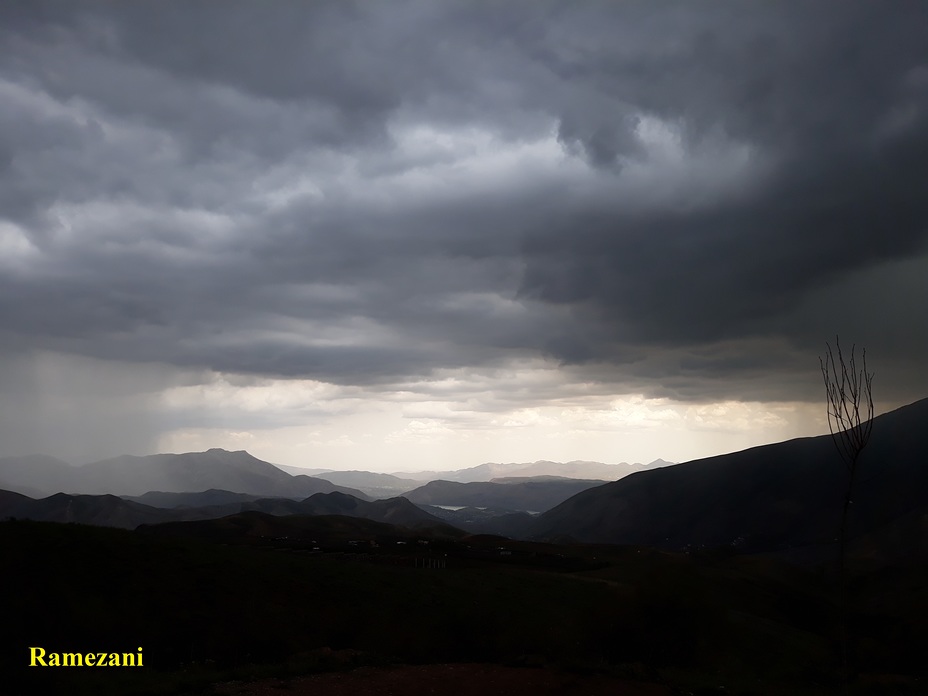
[2,518,925,695]
[529,397,928,556]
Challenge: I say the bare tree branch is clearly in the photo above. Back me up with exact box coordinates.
[819,335,874,691]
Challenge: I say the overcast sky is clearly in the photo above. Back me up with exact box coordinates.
[1,1,926,471]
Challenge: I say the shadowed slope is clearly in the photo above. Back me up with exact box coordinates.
[532,398,928,556]
[0,491,175,529]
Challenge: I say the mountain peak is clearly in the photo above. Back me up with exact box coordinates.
[647,458,674,467]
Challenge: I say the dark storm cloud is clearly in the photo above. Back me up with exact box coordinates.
[1,0,927,409]
[517,3,928,314]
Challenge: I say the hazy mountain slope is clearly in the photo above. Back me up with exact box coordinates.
[490,475,604,483]
[78,449,288,495]
[297,470,421,498]
[47,449,369,499]
[509,459,672,479]
[287,473,371,500]
[404,478,607,513]
[1,449,370,499]
[273,464,334,476]
[391,459,669,483]
[274,460,670,497]
[531,397,928,554]
[0,455,78,496]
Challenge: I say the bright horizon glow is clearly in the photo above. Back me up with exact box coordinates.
[155,374,830,473]
[0,350,889,472]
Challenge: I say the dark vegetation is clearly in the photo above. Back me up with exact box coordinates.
[2,515,925,696]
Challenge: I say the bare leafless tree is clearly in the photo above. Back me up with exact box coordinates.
[820,337,874,563]
[819,336,874,690]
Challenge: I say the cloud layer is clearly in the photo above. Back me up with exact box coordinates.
[1,2,926,463]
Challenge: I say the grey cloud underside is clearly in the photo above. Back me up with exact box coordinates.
[1,1,927,403]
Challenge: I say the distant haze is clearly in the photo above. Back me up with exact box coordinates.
[1,3,926,470]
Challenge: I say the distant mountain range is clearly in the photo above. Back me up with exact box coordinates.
[0,489,445,531]
[390,459,673,483]
[9,394,926,566]
[2,450,652,503]
[0,447,665,534]
[0,449,368,499]
[525,397,928,560]
[277,458,673,498]
[275,468,423,498]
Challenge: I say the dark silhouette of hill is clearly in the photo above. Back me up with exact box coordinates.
[0,448,369,499]
[0,488,39,513]
[139,509,463,545]
[139,509,390,543]
[0,491,176,529]
[180,495,317,521]
[297,491,453,529]
[530,397,928,558]
[175,491,448,529]
[404,478,605,512]
[124,488,267,508]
